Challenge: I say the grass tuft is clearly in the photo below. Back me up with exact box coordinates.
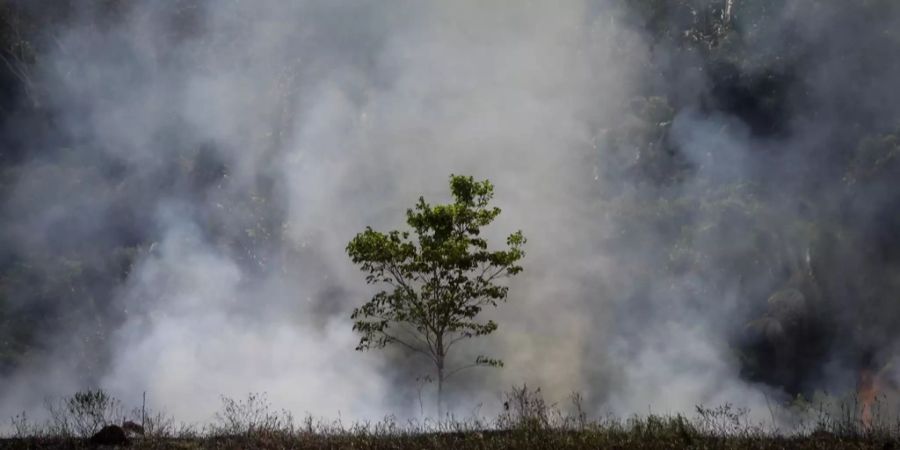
[4,387,900,449]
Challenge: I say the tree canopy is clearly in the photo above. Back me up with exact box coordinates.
[347,175,525,413]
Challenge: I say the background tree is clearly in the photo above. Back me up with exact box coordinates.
[347,175,525,414]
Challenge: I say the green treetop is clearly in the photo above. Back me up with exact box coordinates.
[346,174,526,415]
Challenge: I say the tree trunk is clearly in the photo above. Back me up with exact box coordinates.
[436,337,445,418]
[437,365,444,418]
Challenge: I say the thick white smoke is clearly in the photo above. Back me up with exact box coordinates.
[5,0,863,427]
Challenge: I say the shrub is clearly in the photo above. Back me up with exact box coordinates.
[210,392,294,437]
[45,389,123,437]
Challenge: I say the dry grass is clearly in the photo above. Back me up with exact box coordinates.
[3,387,900,449]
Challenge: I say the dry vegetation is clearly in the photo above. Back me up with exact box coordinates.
[3,387,900,449]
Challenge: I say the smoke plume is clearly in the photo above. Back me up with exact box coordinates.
[1,0,899,428]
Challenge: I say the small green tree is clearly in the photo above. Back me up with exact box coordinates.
[347,174,526,414]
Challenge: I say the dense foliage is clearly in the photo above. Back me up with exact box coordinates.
[347,175,525,411]
[0,0,289,379]
[600,0,900,396]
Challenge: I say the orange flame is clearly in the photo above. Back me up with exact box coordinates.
[858,368,878,428]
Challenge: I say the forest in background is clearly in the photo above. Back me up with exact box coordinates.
[0,0,899,425]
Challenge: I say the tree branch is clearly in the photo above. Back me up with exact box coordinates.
[381,330,434,363]
[444,363,481,380]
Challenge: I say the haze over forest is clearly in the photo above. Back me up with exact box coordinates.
[1,0,900,427]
